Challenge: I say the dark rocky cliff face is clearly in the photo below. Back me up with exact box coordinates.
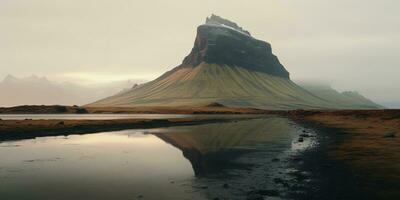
[181,15,290,79]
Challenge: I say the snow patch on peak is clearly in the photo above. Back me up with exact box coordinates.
[205,14,251,36]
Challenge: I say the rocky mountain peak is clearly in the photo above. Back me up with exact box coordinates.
[181,15,290,79]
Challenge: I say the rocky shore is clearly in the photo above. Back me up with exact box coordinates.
[0,117,242,141]
[284,109,400,199]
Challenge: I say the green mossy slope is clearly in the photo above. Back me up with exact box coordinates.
[89,63,375,110]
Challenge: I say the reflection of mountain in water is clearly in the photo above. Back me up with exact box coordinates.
[154,117,297,176]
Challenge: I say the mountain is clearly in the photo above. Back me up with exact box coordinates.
[0,75,135,107]
[89,15,381,110]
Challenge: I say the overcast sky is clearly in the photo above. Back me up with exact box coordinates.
[0,0,399,106]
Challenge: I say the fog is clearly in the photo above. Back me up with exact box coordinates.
[0,0,399,107]
[0,75,143,106]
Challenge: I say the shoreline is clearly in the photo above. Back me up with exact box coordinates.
[0,105,268,114]
[0,117,253,142]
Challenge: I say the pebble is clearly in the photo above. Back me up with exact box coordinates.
[383,132,396,138]
[299,133,310,137]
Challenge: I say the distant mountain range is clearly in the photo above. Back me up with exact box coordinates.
[89,15,381,110]
[0,75,135,107]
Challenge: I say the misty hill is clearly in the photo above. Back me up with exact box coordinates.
[89,15,381,110]
[0,75,134,107]
[298,82,383,109]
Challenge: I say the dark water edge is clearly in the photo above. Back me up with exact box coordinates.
[290,121,373,200]
[0,116,378,200]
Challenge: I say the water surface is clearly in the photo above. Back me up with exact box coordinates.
[0,114,263,120]
[0,117,316,200]
[0,114,192,120]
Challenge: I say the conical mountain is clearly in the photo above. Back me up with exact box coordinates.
[89,15,380,110]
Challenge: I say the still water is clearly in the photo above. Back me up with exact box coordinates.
[0,114,262,120]
[0,114,192,120]
[0,117,316,200]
